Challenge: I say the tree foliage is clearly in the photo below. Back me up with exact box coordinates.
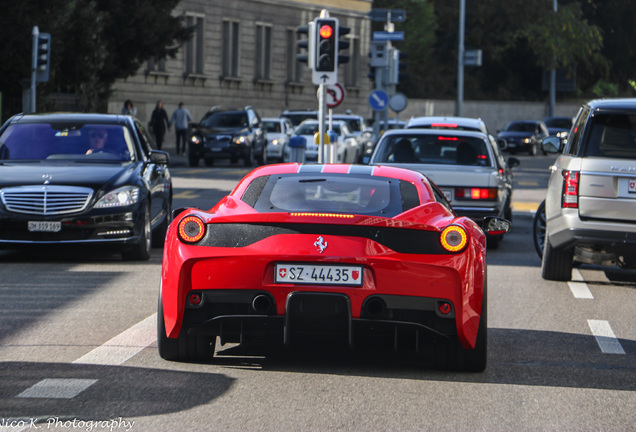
[372,0,634,100]
[0,0,192,118]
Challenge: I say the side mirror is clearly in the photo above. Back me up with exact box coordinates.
[483,217,511,235]
[507,157,520,168]
[149,150,170,165]
[541,136,561,154]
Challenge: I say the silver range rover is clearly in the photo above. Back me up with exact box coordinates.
[541,98,636,281]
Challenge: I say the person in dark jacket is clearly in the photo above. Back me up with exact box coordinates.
[149,101,170,150]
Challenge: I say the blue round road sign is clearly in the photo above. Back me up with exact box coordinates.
[368,90,389,111]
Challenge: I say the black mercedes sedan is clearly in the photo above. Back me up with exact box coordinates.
[0,113,172,260]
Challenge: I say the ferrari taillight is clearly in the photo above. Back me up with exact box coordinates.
[562,170,579,208]
[455,187,497,200]
[440,225,468,253]
[178,215,206,243]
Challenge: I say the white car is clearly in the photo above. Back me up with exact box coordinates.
[369,128,519,247]
[285,119,356,163]
[262,117,293,163]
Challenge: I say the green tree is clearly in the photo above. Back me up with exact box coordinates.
[0,0,192,118]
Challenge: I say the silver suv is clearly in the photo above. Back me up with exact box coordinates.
[541,98,636,281]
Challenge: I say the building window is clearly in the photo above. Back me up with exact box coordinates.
[185,15,204,75]
[344,37,360,88]
[255,24,272,80]
[222,20,240,77]
[147,57,166,73]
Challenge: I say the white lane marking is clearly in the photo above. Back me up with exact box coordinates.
[73,314,157,365]
[13,315,157,404]
[16,378,98,399]
[568,268,594,299]
[588,319,626,354]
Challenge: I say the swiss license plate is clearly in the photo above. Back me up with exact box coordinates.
[629,179,636,193]
[275,264,363,286]
[28,221,61,232]
[441,188,452,201]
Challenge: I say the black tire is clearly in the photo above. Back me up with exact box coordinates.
[435,281,487,372]
[122,205,151,261]
[244,149,254,167]
[532,200,546,258]
[203,158,214,167]
[188,153,199,167]
[486,235,500,249]
[529,142,537,156]
[157,292,216,362]
[157,293,180,360]
[257,143,266,165]
[541,230,574,281]
[151,199,171,248]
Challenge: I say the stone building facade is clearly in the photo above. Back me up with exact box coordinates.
[108,0,373,126]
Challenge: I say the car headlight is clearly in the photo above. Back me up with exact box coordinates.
[271,138,281,146]
[233,134,248,145]
[191,135,202,145]
[522,138,531,143]
[95,186,140,208]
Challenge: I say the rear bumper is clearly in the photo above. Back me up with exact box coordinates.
[182,290,458,351]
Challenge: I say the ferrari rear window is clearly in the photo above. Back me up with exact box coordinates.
[249,174,408,216]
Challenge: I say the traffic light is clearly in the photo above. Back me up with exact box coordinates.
[389,48,407,85]
[338,25,350,65]
[315,18,337,72]
[34,32,51,82]
[296,23,315,69]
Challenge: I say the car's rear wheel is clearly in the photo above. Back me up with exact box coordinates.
[541,230,573,281]
[204,158,214,167]
[532,200,546,258]
[157,293,216,362]
[122,205,151,261]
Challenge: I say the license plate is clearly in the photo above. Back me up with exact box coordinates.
[441,189,452,201]
[275,264,363,286]
[28,221,61,232]
[629,179,636,193]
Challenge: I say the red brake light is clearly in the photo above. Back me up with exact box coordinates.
[562,170,579,208]
[431,123,458,128]
[455,187,497,200]
[437,136,459,141]
[178,215,206,243]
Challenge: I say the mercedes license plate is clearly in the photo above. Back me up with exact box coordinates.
[28,221,62,232]
[275,264,363,286]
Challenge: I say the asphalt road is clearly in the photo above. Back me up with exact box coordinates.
[0,155,634,432]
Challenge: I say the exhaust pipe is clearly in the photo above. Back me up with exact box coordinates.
[364,297,386,318]
[252,294,273,314]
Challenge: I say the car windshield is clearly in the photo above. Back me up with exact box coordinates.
[251,174,408,216]
[295,123,319,135]
[544,118,572,129]
[0,123,135,162]
[584,113,636,159]
[505,122,535,132]
[263,121,281,133]
[374,134,492,167]
[200,112,247,129]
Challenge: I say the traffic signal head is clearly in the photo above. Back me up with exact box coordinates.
[296,23,315,69]
[36,33,51,70]
[315,18,337,72]
[338,25,350,65]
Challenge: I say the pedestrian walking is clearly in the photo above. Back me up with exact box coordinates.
[121,100,138,116]
[169,102,193,155]
[148,101,170,150]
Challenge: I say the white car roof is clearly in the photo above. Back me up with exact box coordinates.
[406,116,488,134]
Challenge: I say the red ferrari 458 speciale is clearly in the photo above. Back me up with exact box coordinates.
[158,163,510,371]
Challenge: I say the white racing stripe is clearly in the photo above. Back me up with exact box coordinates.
[588,319,626,354]
[568,269,594,299]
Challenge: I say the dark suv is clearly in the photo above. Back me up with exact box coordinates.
[541,98,636,280]
[188,106,267,167]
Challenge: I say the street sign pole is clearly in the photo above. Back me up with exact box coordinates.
[318,83,326,163]
[31,26,39,113]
